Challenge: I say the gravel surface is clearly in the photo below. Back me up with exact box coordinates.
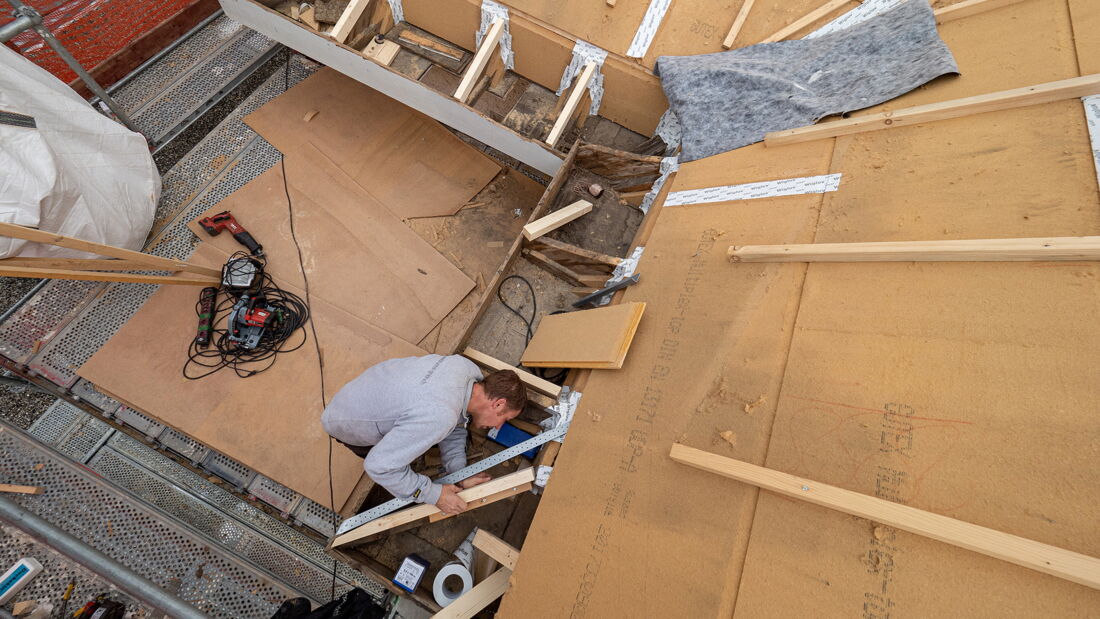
[0,383,55,430]
[0,277,42,315]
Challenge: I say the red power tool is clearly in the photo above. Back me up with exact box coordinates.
[198,211,264,256]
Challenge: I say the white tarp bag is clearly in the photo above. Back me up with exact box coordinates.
[0,44,158,259]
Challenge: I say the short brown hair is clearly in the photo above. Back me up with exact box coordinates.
[480,370,527,412]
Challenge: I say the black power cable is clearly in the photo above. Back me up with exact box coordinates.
[495,274,567,383]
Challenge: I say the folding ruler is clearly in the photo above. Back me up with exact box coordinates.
[335,388,580,536]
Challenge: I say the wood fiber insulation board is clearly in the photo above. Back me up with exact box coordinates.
[1069,0,1100,74]
[498,140,835,618]
[730,4,1100,614]
[78,243,426,507]
[244,68,499,219]
[518,302,646,369]
[499,0,652,57]
[186,142,475,345]
[400,0,668,135]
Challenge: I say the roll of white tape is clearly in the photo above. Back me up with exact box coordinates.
[433,561,473,607]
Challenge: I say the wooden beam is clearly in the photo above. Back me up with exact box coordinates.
[521,248,592,288]
[330,0,372,43]
[670,444,1100,591]
[529,236,622,268]
[0,265,219,286]
[759,0,849,43]
[473,529,519,570]
[0,257,170,271]
[0,222,222,279]
[461,348,563,398]
[429,480,532,523]
[455,18,505,103]
[727,236,1100,262]
[766,73,1100,146]
[546,62,598,148]
[332,468,536,547]
[522,200,593,241]
[934,0,1025,23]
[0,484,43,495]
[722,0,757,49]
[431,567,511,618]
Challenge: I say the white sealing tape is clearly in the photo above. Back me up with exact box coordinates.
[1084,96,1100,191]
[433,562,474,607]
[640,156,680,213]
[557,40,609,115]
[479,0,514,69]
[654,108,682,155]
[805,0,905,39]
[535,465,553,487]
[386,0,404,24]
[664,173,842,207]
[625,0,673,58]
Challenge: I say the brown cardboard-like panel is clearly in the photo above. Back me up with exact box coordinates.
[187,143,475,345]
[503,0,650,56]
[499,140,830,616]
[244,68,500,219]
[1069,0,1100,75]
[78,243,426,507]
[519,302,646,368]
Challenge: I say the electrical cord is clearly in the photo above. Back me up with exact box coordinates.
[495,274,567,383]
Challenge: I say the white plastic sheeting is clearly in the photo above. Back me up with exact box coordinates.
[0,45,159,259]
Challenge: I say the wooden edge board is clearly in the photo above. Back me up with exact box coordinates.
[522,200,594,241]
[0,222,222,278]
[0,484,43,495]
[429,481,532,523]
[759,0,849,43]
[0,265,218,286]
[723,0,757,49]
[765,73,1100,146]
[472,529,520,570]
[521,302,645,369]
[529,236,623,268]
[669,444,1100,591]
[727,236,1100,262]
[431,567,511,618]
[0,257,175,271]
[332,468,537,547]
[455,18,505,103]
[462,348,563,398]
[521,248,592,288]
[330,0,371,43]
[933,0,1026,23]
[545,62,598,148]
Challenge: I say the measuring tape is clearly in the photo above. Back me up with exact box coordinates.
[335,389,580,536]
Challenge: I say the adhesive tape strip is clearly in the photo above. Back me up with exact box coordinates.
[433,561,473,607]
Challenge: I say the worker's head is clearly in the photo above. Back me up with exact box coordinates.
[468,370,527,430]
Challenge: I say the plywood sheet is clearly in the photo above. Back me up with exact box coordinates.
[244,67,500,219]
[731,4,1100,612]
[187,142,475,345]
[78,243,426,506]
[519,302,645,368]
[498,141,833,618]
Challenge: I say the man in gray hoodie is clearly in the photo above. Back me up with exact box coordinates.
[321,354,527,515]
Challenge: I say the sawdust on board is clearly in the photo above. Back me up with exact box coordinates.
[743,394,766,415]
[696,374,736,415]
[717,430,737,449]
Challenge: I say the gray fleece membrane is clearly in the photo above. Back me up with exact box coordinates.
[655,0,959,161]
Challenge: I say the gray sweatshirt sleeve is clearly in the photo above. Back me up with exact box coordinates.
[438,425,468,475]
[362,418,447,506]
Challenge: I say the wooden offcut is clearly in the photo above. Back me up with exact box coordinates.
[546,62,597,148]
[454,18,505,103]
[522,200,593,241]
[722,0,757,49]
[462,347,563,398]
[473,529,520,570]
[727,236,1100,262]
[765,73,1100,146]
[759,0,849,43]
[431,567,512,619]
[520,302,646,369]
[670,444,1100,591]
[0,484,43,495]
[329,0,370,42]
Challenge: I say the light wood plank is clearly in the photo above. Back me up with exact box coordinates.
[521,248,591,288]
[0,222,221,278]
[529,236,622,268]
[431,567,511,618]
[429,481,532,523]
[363,38,400,65]
[473,529,520,570]
[759,0,849,43]
[545,62,598,148]
[765,74,1100,146]
[332,468,536,547]
[454,19,505,103]
[0,257,168,271]
[934,0,1026,23]
[0,484,43,495]
[462,347,563,398]
[722,0,757,49]
[522,200,593,241]
[727,236,1100,262]
[330,0,371,43]
[0,265,219,286]
[670,444,1100,591]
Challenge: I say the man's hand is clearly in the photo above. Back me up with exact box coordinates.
[458,472,491,490]
[435,484,467,515]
